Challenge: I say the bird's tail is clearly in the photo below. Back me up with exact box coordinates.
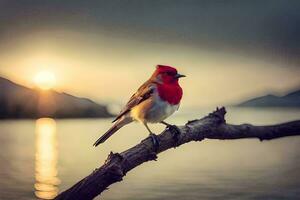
[93,116,132,147]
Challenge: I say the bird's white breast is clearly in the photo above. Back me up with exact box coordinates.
[130,90,179,123]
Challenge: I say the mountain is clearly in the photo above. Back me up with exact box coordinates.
[0,77,113,119]
[236,89,300,107]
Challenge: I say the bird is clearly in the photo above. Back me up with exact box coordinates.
[93,65,185,148]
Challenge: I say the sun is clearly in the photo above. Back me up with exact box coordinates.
[34,71,56,90]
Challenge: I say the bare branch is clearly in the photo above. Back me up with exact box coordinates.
[55,107,300,200]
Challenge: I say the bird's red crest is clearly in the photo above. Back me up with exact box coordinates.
[156,65,178,74]
[152,65,178,81]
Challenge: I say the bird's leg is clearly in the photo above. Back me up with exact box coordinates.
[161,121,181,147]
[143,122,160,151]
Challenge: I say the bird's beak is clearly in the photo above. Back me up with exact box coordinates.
[175,73,186,79]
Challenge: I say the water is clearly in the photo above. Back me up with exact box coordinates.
[0,107,300,200]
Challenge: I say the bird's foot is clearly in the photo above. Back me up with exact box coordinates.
[166,124,181,147]
[148,133,160,152]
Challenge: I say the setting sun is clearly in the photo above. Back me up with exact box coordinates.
[34,71,56,90]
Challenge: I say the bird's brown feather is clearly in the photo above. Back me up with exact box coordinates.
[112,80,155,123]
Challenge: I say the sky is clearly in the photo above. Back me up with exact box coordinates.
[0,0,300,108]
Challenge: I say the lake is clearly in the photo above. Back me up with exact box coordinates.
[0,107,300,200]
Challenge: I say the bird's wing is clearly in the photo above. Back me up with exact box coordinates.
[112,80,155,122]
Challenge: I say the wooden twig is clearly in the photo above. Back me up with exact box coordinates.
[55,107,300,200]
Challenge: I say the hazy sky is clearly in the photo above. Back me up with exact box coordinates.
[0,0,300,108]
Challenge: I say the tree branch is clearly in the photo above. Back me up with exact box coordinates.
[55,107,300,200]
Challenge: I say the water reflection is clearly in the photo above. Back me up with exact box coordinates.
[35,118,60,200]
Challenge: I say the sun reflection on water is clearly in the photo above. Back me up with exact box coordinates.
[35,118,60,199]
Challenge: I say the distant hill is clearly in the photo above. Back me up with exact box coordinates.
[0,77,113,119]
[236,89,300,107]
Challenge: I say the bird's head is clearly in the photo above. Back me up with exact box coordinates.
[151,65,185,84]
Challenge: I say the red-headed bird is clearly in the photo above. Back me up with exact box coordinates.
[93,65,185,148]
